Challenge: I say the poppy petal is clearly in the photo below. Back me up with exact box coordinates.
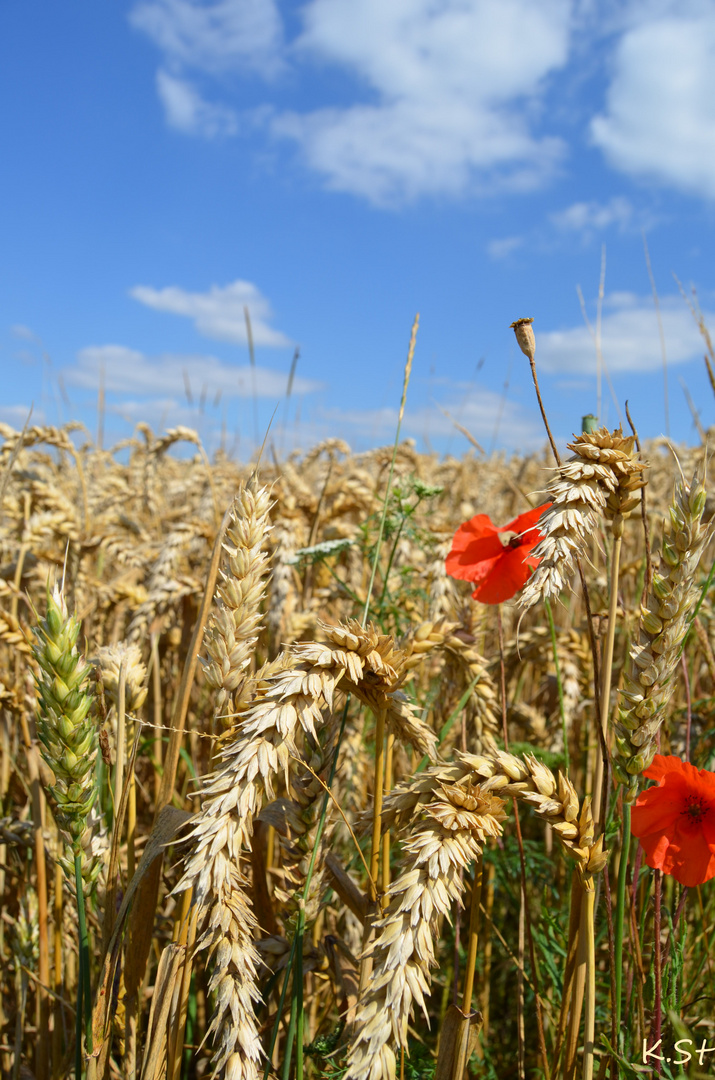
[468,554,502,585]
[446,516,504,582]
[631,786,683,837]
[638,830,672,873]
[644,755,701,784]
[659,818,715,887]
[504,502,552,542]
[472,548,533,605]
[632,753,715,886]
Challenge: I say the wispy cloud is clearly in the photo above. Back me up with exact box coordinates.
[550,196,633,235]
[537,292,715,374]
[130,0,284,76]
[129,279,292,346]
[156,69,238,136]
[320,385,546,452]
[591,11,715,199]
[131,0,572,205]
[0,404,44,428]
[10,324,40,342]
[128,1,715,208]
[272,0,570,205]
[487,236,524,260]
[68,345,321,398]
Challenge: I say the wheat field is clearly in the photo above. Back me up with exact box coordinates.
[1,405,714,1080]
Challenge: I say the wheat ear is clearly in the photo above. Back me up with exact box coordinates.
[33,585,100,884]
[520,426,646,612]
[180,612,439,1078]
[175,483,274,1080]
[347,747,606,1080]
[614,468,712,794]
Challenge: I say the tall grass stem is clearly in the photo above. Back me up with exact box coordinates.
[361,315,418,626]
[614,802,631,1049]
[545,597,569,773]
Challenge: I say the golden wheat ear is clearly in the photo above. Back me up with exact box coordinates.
[520,426,647,613]
[614,467,712,794]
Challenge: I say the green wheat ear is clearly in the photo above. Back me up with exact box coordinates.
[33,583,100,882]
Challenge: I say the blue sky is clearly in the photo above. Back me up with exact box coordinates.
[2,0,715,458]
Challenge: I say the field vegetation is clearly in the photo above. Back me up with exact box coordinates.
[2,328,715,1080]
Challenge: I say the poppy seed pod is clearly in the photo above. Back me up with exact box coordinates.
[509,317,536,361]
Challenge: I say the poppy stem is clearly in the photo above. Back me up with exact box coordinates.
[527,355,561,467]
[651,870,663,1074]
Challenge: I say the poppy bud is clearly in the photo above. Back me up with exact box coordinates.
[509,317,536,361]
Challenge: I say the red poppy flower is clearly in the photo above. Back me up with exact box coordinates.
[631,755,715,887]
[445,503,551,605]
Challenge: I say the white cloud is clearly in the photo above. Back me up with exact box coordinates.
[0,405,44,428]
[591,13,715,199]
[536,293,715,374]
[10,324,39,341]
[130,0,283,75]
[320,387,545,452]
[67,345,321,398]
[132,0,572,204]
[272,0,571,204]
[297,0,569,105]
[550,196,633,234]
[156,69,238,136]
[487,236,524,260]
[129,279,292,346]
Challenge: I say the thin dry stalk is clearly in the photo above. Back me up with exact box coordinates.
[451,859,483,1080]
[19,714,50,1080]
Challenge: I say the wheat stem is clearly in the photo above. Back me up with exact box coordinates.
[592,531,621,831]
[381,732,394,902]
[613,803,631,1049]
[545,598,569,773]
[361,315,418,626]
[452,859,483,1080]
[581,886,596,1080]
[369,709,386,900]
[74,853,92,1077]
